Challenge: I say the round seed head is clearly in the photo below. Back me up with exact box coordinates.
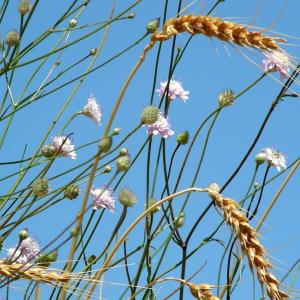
[18,0,32,15]
[118,188,137,207]
[42,144,57,158]
[141,106,159,125]
[64,184,80,200]
[5,30,20,47]
[32,178,49,198]
[146,18,160,33]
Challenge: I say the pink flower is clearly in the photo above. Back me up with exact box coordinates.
[91,186,116,212]
[262,50,291,80]
[52,135,77,159]
[82,94,103,125]
[145,112,174,138]
[156,79,189,102]
[7,237,40,264]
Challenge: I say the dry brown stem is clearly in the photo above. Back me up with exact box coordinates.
[208,191,288,300]
[151,15,286,50]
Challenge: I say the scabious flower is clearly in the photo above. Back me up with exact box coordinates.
[259,147,287,171]
[82,94,103,125]
[91,186,116,212]
[145,112,174,138]
[7,237,40,264]
[156,79,189,102]
[52,135,77,159]
[262,50,291,80]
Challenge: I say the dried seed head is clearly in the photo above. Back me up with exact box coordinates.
[69,18,77,28]
[218,89,235,107]
[118,187,137,207]
[18,0,32,15]
[42,144,57,158]
[141,106,159,124]
[177,130,189,145]
[19,229,28,240]
[147,18,160,33]
[98,137,112,153]
[32,178,49,198]
[116,155,131,172]
[5,30,20,47]
[64,184,80,200]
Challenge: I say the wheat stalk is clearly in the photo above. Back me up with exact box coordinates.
[0,260,72,284]
[208,191,288,300]
[151,15,286,51]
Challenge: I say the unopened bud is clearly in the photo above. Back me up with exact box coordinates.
[36,250,58,267]
[116,155,131,172]
[146,18,160,33]
[148,198,160,214]
[90,48,97,56]
[128,12,136,19]
[255,153,266,165]
[70,227,78,237]
[103,164,113,173]
[176,130,189,145]
[218,89,235,107]
[88,254,97,265]
[19,229,28,240]
[69,18,77,28]
[112,128,121,136]
[119,148,129,156]
[174,212,185,228]
[98,137,112,153]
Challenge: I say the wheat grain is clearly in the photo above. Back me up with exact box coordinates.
[151,15,286,51]
[208,191,288,300]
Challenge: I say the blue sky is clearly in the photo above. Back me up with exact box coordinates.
[0,0,300,299]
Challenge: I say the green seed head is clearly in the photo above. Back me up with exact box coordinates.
[118,187,137,207]
[141,106,159,125]
[32,178,49,198]
[64,184,80,200]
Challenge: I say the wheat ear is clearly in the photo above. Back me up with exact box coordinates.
[151,15,286,50]
[208,191,288,300]
[0,260,72,284]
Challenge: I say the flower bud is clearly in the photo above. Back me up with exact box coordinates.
[254,182,259,189]
[98,137,112,153]
[207,182,220,193]
[141,106,159,125]
[112,128,121,136]
[103,164,113,173]
[55,60,61,66]
[255,153,266,165]
[218,89,235,107]
[18,0,32,15]
[70,227,78,237]
[146,18,160,33]
[32,178,49,198]
[116,155,131,172]
[147,198,160,214]
[69,18,77,28]
[36,250,58,267]
[42,144,57,158]
[128,12,136,19]
[90,48,97,56]
[119,147,128,156]
[174,212,185,228]
[64,184,80,200]
[88,254,97,265]
[19,229,28,240]
[5,30,20,47]
[118,188,137,207]
[176,130,189,145]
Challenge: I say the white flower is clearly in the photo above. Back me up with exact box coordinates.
[145,112,174,138]
[259,147,287,171]
[262,50,291,80]
[52,135,77,159]
[82,94,103,125]
[91,186,116,212]
[156,79,189,102]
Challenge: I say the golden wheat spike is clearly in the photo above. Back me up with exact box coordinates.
[152,15,286,50]
[0,260,72,284]
[208,191,289,300]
